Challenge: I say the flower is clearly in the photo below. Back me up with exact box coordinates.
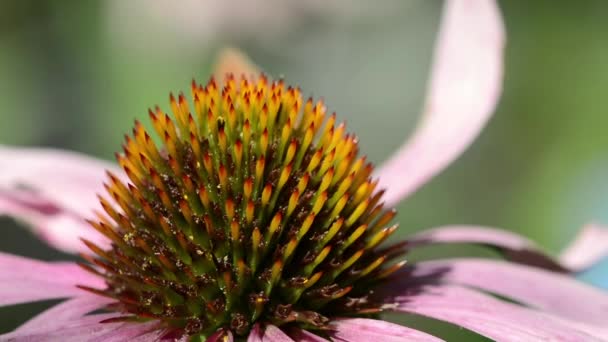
[1,0,608,341]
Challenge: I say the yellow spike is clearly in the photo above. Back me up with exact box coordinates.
[341,250,364,271]
[243,178,253,200]
[329,194,349,219]
[306,149,323,173]
[346,199,369,227]
[277,164,292,190]
[203,153,213,175]
[318,168,334,193]
[230,220,240,242]
[280,119,292,146]
[194,92,203,118]
[243,120,251,149]
[366,225,398,250]
[369,209,397,233]
[218,126,227,153]
[158,189,174,213]
[168,155,181,178]
[158,215,173,236]
[359,256,386,278]
[163,131,178,160]
[340,224,367,251]
[298,214,315,240]
[234,140,243,168]
[269,212,282,235]
[312,245,332,266]
[255,157,265,182]
[162,113,179,144]
[198,186,211,210]
[283,238,298,262]
[376,260,407,279]
[297,174,310,194]
[169,93,182,120]
[246,200,255,224]
[179,200,194,225]
[218,165,228,190]
[328,122,346,152]
[225,199,235,221]
[260,128,269,155]
[331,174,354,204]
[333,154,353,186]
[287,190,300,217]
[320,218,344,247]
[350,157,366,176]
[270,260,283,285]
[318,149,336,175]
[259,105,268,130]
[252,228,261,251]
[353,181,371,205]
[261,184,272,206]
[301,123,314,153]
[284,140,297,165]
[320,113,336,145]
[312,192,328,215]
[301,97,314,127]
[305,271,323,289]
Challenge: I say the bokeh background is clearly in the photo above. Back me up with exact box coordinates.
[1,0,607,340]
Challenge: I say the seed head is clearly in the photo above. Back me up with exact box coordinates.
[81,74,406,339]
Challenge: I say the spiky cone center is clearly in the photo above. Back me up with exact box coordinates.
[82,74,406,340]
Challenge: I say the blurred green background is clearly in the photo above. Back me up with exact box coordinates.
[1,0,607,340]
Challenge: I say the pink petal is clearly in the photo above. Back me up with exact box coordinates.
[248,323,294,342]
[410,258,608,326]
[15,295,113,334]
[0,252,104,306]
[89,321,164,342]
[407,225,567,271]
[0,313,122,341]
[560,223,608,271]
[392,284,605,341]
[0,146,121,253]
[330,318,443,342]
[0,191,110,254]
[375,0,505,207]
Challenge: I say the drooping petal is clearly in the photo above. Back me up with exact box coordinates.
[560,223,608,271]
[15,295,113,334]
[391,284,605,341]
[407,225,567,271]
[409,258,608,326]
[0,314,122,342]
[90,321,166,342]
[375,0,505,207]
[0,146,120,253]
[0,191,110,254]
[247,323,294,342]
[0,252,104,306]
[330,318,443,342]
[213,47,261,82]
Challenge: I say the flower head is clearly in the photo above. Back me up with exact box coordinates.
[82,74,405,339]
[1,1,608,341]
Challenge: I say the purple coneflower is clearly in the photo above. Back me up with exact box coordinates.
[1,1,607,341]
